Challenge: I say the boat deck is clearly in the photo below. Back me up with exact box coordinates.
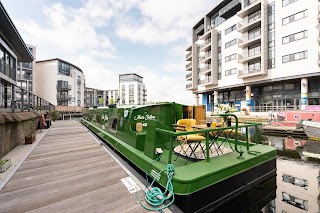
[0,120,157,213]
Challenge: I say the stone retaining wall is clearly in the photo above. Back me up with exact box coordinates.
[0,111,42,159]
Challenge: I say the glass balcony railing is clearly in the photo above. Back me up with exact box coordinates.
[186,83,192,89]
[186,62,192,69]
[199,78,211,85]
[186,52,192,58]
[244,0,258,8]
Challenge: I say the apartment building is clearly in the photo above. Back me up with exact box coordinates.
[0,2,33,111]
[34,58,86,107]
[119,73,147,105]
[15,44,36,109]
[85,87,119,107]
[186,0,320,112]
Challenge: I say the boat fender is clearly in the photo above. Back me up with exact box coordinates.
[136,122,143,132]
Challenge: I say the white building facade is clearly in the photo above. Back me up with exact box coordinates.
[85,87,119,107]
[186,0,320,112]
[34,58,86,107]
[119,73,147,105]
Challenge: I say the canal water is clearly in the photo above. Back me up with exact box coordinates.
[218,133,320,213]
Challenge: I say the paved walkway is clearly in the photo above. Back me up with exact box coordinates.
[0,120,153,213]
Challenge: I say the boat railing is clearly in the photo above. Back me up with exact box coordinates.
[155,114,262,164]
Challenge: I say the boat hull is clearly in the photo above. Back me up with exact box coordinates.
[174,158,276,213]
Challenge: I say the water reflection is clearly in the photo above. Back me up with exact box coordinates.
[261,134,320,213]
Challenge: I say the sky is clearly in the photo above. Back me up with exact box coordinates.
[1,0,216,105]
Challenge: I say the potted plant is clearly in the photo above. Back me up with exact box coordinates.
[25,120,36,144]
[0,159,11,173]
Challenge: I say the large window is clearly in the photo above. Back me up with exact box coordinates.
[248,27,261,40]
[225,39,237,49]
[58,61,70,76]
[248,45,261,57]
[268,2,275,69]
[248,61,261,73]
[225,53,237,62]
[225,24,237,35]
[282,30,307,44]
[282,51,307,63]
[282,10,307,25]
[225,68,237,76]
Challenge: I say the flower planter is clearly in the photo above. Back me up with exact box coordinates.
[0,159,11,173]
[25,132,36,144]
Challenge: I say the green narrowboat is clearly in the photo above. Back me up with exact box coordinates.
[81,102,276,213]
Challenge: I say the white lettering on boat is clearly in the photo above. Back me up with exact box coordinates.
[134,114,157,121]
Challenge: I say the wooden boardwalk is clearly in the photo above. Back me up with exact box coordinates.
[0,120,152,213]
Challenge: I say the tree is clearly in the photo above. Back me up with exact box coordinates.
[99,97,104,106]
[109,97,114,104]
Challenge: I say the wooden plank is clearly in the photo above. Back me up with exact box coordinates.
[0,120,152,213]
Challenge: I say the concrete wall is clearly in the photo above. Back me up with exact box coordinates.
[0,111,41,159]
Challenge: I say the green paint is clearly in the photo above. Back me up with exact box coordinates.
[81,103,276,195]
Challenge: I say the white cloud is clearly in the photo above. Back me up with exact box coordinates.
[4,0,216,105]
[115,0,212,46]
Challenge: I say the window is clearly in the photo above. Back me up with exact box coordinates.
[282,0,298,7]
[248,10,261,23]
[248,27,261,40]
[225,24,237,35]
[282,51,307,63]
[282,10,307,25]
[248,61,261,73]
[225,53,237,62]
[225,39,237,48]
[248,45,261,56]
[110,116,118,132]
[225,68,237,76]
[282,30,307,44]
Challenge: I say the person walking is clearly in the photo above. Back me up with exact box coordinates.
[41,114,45,132]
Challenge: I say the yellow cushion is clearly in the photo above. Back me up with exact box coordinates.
[178,134,205,142]
[176,119,197,132]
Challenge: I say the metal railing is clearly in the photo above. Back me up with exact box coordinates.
[0,84,54,112]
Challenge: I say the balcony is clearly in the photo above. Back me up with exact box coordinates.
[0,60,16,81]
[238,53,261,63]
[238,68,267,79]
[57,84,72,91]
[238,0,261,18]
[199,78,211,85]
[186,73,192,80]
[238,16,261,33]
[56,95,72,101]
[238,33,261,48]
[199,38,211,50]
[186,83,192,90]
[219,0,241,18]
[77,79,81,85]
[21,75,32,80]
[318,10,320,22]
[318,52,320,66]
[199,65,212,74]
[186,62,192,71]
[186,52,192,61]
[200,52,211,63]
[195,24,204,35]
